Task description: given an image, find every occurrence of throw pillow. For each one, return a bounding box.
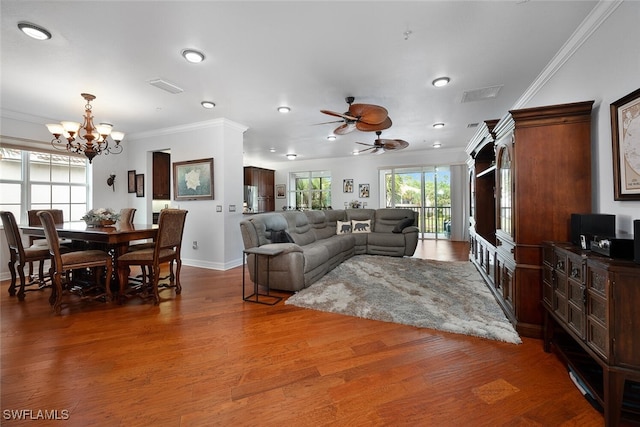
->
[392,217,415,233]
[271,230,294,243]
[336,220,352,235]
[351,219,371,233]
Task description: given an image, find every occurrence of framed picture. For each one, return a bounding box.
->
[135,174,144,198]
[276,184,286,198]
[611,88,640,201]
[127,170,136,193]
[359,183,370,198]
[173,158,214,201]
[343,179,353,193]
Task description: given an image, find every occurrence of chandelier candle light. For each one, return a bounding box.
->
[46,93,124,163]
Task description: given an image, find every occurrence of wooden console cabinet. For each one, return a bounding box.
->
[467,101,594,338]
[542,241,640,426]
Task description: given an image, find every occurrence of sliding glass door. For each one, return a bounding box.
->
[382,166,451,240]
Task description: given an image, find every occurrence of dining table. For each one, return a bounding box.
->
[21,221,158,262]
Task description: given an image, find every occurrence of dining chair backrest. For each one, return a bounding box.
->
[155,209,188,254]
[0,211,24,256]
[28,209,64,226]
[37,211,63,267]
[119,208,136,225]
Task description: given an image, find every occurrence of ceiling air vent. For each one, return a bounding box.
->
[461,85,503,103]
[467,123,479,128]
[148,78,184,94]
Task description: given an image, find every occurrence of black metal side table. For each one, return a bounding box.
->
[242,247,284,305]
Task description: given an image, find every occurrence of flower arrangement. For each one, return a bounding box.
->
[81,208,120,226]
[349,200,362,208]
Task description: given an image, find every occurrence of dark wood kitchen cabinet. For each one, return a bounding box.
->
[152,151,170,199]
[244,166,274,212]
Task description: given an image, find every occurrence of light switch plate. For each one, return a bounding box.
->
[229,205,236,212]
[216,205,222,212]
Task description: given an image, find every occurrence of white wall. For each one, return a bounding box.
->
[522,0,640,235]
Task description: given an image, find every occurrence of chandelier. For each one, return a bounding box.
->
[46,93,124,163]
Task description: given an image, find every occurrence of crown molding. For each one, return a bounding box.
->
[513,0,623,109]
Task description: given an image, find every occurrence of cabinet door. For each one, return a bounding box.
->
[496,142,513,239]
[566,253,586,338]
[585,262,610,361]
[152,152,170,199]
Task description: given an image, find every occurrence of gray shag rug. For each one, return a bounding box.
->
[285,255,521,344]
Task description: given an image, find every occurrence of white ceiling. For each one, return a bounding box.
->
[1,1,599,162]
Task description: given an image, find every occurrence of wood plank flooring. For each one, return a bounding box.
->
[1,240,613,426]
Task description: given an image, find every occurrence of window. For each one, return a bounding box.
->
[288,170,331,210]
[0,147,89,223]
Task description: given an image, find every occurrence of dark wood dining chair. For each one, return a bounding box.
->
[27,209,72,277]
[38,211,114,314]
[117,209,188,304]
[0,211,52,300]
[118,208,136,225]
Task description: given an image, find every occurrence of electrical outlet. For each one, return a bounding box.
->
[192,241,198,250]
[216,205,222,212]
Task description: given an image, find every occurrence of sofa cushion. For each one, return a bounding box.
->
[282,211,316,246]
[305,210,335,241]
[271,230,294,243]
[392,217,415,233]
[336,220,351,235]
[374,208,416,233]
[352,219,371,233]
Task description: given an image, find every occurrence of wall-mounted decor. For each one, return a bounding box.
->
[173,158,214,201]
[276,184,286,198]
[343,179,353,193]
[359,183,370,198]
[611,87,640,200]
[128,170,136,193]
[135,174,144,198]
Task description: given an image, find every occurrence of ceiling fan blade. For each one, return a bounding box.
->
[334,122,357,135]
[348,104,388,125]
[356,117,392,132]
[356,146,376,154]
[321,109,358,121]
[312,119,344,126]
[381,139,409,150]
[355,141,374,146]
[373,147,385,155]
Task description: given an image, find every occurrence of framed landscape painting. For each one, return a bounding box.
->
[173,158,214,201]
[611,88,640,200]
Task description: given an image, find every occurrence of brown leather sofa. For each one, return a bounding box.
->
[239,208,419,292]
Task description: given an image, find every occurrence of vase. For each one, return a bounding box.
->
[85,219,116,227]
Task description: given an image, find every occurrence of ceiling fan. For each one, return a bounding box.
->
[320,96,392,135]
[355,131,409,154]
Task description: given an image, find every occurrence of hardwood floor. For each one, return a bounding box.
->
[1,240,613,426]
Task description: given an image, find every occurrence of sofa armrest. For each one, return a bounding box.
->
[259,242,303,254]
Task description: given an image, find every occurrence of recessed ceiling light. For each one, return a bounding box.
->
[269,148,276,153]
[352,150,360,156]
[433,142,442,148]
[433,123,445,129]
[181,49,205,63]
[201,101,215,109]
[327,135,336,141]
[286,153,297,160]
[278,106,291,113]
[17,22,51,40]
[432,77,450,87]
